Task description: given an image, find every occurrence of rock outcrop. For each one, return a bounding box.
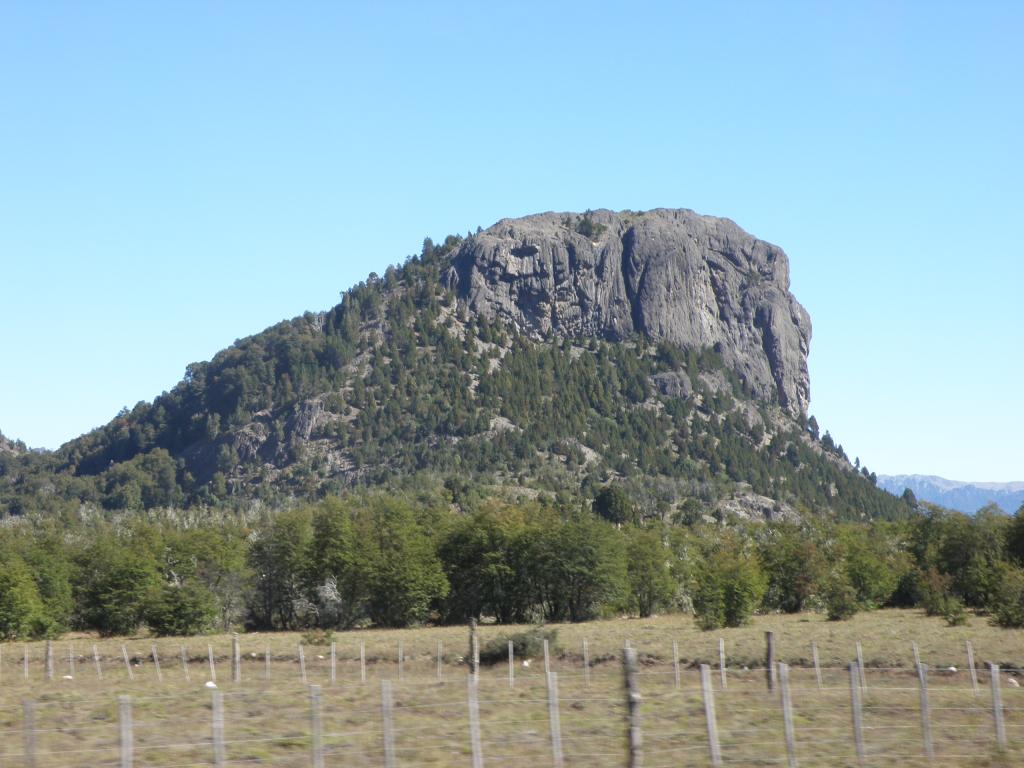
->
[445,209,812,415]
[0,432,26,456]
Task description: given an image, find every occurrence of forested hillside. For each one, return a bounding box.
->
[0,212,904,522]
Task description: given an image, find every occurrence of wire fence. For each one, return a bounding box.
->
[1,640,1022,767]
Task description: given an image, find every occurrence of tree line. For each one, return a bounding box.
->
[3,486,1024,641]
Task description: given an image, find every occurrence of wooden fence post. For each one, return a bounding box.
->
[93,644,103,680]
[398,640,404,683]
[672,640,680,689]
[264,646,270,682]
[765,631,776,692]
[68,643,75,678]
[912,642,921,670]
[849,662,865,766]
[119,695,133,768]
[700,663,721,767]
[779,662,797,768]
[360,641,367,684]
[212,690,225,768]
[966,641,979,696]
[122,646,134,681]
[151,644,162,683]
[547,672,564,768]
[207,644,217,683]
[508,640,514,689]
[298,643,307,684]
[309,684,324,768]
[23,644,29,679]
[180,645,190,682]
[23,698,36,768]
[543,638,551,678]
[916,662,933,761]
[719,637,727,690]
[45,640,54,681]
[467,674,484,768]
[856,642,867,692]
[330,642,337,685]
[988,662,1006,747]
[812,642,822,690]
[468,619,479,679]
[382,680,396,768]
[232,634,241,684]
[583,638,591,687]
[624,648,643,768]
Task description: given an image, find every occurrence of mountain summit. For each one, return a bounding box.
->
[448,209,811,415]
[0,208,901,521]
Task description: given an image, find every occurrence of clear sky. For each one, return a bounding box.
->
[1,2,1021,481]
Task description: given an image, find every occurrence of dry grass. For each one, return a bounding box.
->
[0,609,1022,766]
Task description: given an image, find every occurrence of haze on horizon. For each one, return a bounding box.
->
[1,2,1021,482]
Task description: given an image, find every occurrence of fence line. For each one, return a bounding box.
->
[2,633,1022,766]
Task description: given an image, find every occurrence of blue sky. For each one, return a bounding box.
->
[1,2,1021,481]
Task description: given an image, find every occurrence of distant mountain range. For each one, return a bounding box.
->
[877,474,1024,514]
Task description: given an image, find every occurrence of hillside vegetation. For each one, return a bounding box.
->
[1,233,900,522]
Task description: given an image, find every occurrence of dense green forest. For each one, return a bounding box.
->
[2,484,1024,641]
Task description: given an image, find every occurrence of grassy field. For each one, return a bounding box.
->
[1,609,1022,767]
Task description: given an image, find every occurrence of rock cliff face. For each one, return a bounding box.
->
[446,209,812,415]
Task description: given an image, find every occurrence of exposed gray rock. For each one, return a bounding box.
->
[652,371,693,400]
[0,432,26,455]
[717,490,798,523]
[446,209,811,415]
[287,399,325,443]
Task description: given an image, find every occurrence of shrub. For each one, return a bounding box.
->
[918,567,954,617]
[693,545,766,630]
[990,566,1024,628]
[0,556,49,640]
[301,628,336,646]
[478,627,557,666]
[145,580,217,637]
[943,597,968,627]
[823,572,859,621]
[574,212,607,239]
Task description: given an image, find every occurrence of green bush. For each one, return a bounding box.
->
[0,556,49,640]
[918,567,954,617]
[301,628,336,646]
[478,627,557,666]
[990,567,1024,628]
[823,572,859,621]
[943,597,968,627]
[145,580,217,637]
[574,212,606,239]
[693,544,766,630]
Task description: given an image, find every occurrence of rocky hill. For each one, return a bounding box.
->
[0,209,904,521]
[448,209,811,415]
